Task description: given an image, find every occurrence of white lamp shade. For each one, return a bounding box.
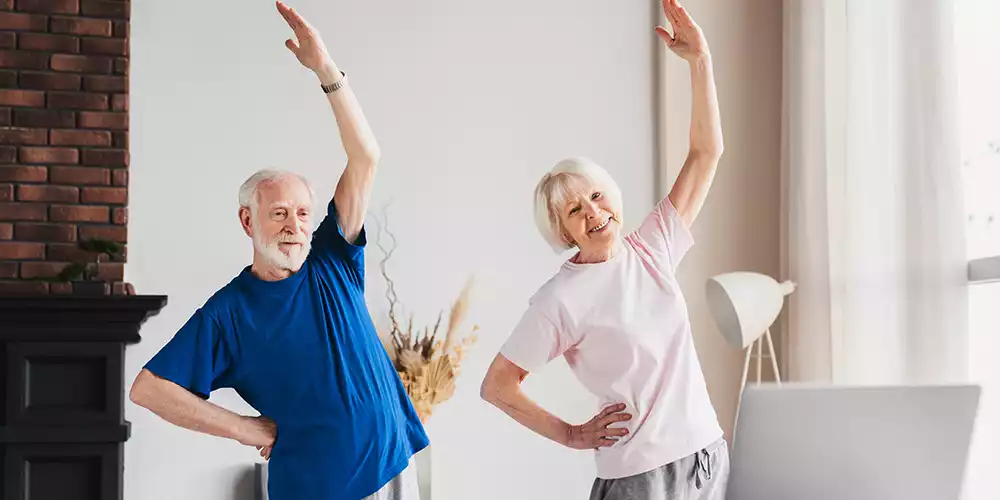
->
[706,272,796,349]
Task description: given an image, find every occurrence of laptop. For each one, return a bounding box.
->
[725,383,981,500]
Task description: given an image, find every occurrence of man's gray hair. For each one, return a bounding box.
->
[238,169,317,215]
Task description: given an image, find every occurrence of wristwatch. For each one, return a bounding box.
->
[321,71,348,94]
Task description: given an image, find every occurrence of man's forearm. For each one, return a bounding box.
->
[316,63,381,165]
[130,371,247,443]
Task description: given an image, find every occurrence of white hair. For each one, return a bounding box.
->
[533,157,623,253]
[238,168,317,216]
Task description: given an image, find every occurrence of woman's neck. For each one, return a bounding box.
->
[573,239,622,264]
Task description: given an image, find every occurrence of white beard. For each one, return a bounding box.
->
[252,225,311,271]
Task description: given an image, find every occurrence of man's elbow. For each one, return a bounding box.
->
[353,147,380,171]
[129,369,157,408]
[366,146,381,166]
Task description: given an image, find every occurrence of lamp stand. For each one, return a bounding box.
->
[732,328,781,445]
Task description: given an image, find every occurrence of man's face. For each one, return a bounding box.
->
[242,176,314,273]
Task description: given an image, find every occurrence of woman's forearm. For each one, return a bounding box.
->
[688,55,723,158]
[483,383,573,447]
[668,54,724,225]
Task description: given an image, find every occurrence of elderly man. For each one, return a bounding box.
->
[128,2,428,499]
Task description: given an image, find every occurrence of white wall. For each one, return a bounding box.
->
[127,1,654,499]
[125,0,783,499]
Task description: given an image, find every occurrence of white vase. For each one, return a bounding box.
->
[415,445,432,499]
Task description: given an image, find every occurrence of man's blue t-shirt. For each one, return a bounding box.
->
[143,197,429,500]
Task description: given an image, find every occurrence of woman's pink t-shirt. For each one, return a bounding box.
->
[500,197,723,479]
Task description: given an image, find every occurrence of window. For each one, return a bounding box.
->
[958,0,1000,264]
[956,2,999,498]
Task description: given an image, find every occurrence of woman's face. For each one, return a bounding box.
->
[557,178,622,255]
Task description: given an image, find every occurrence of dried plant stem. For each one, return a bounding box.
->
[370,204,403,351]
[369,205,481,422]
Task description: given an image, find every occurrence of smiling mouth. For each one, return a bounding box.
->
[589,218,611,233]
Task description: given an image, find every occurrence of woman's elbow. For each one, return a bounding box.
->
[709,142,724,160]
[692,143,724,163]
[480,373,499,405]
[480,355,516,405]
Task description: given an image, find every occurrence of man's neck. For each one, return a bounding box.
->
[250,259,297,281]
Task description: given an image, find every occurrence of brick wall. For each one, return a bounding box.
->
[0,0,129,295]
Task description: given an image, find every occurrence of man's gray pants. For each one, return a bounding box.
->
[364,456,420,500]
[590,438,730,500]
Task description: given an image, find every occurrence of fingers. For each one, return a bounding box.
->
[597,422,630,442]
[663,0,682,28]
[661,0,677,16]
[603,424,630,437]
[596,408,632,429]
[676,4,695,28]
[593,425,626,448]
[589,404,632,447]
[573,404,633,450]
[596,438,617,448]
[655,26,675,46]
[596,402,626,420]
[276,1,295,27]
[276,1,309,32]
[285,38,300,55]
[666,0,695,29]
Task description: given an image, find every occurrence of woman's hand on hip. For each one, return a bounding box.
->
[566,403,632,450]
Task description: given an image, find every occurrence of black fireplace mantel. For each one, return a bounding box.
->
[0,295,168,500]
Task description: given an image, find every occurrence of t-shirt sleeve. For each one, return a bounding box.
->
[310,197,367,286]
[634,196,695,272]
[499,304,574,374]
[142,309,233,400]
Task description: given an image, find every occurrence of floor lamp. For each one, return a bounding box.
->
[706,272,796,440]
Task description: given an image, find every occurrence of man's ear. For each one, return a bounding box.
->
[239,207,254,237]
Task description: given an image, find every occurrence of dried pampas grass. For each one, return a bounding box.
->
[371,208,481,422]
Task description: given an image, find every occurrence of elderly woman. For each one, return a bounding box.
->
[480,1,726,499]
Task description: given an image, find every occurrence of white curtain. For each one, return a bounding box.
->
[780,0,969,385]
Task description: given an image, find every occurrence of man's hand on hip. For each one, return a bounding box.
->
[238,415,278,460]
